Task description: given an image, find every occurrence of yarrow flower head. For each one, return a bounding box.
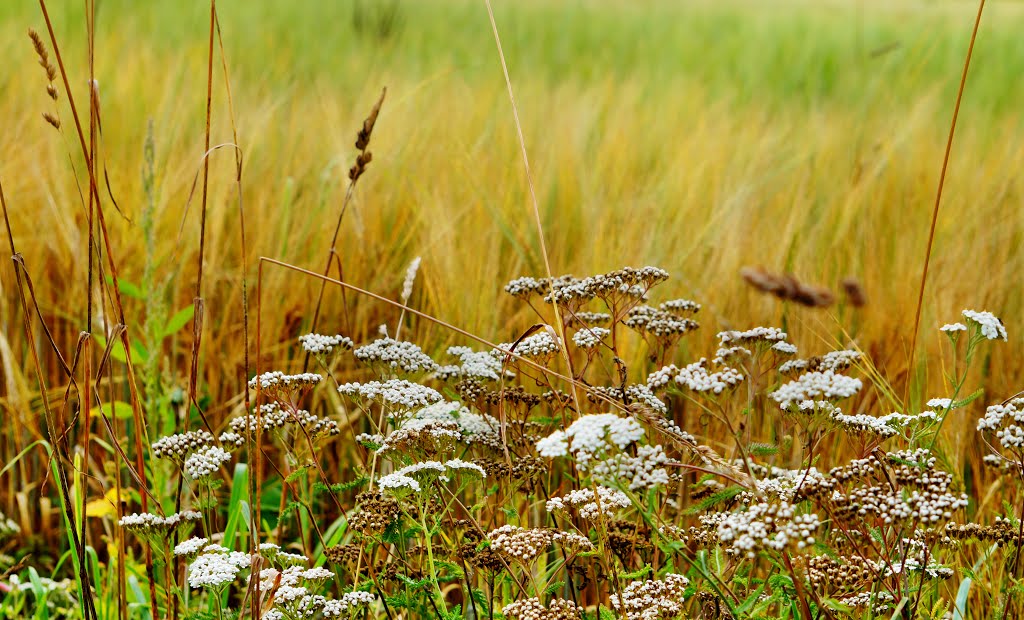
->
[771,370,862,410]
[536,413,644,469]
[493,331,561,361]
[299,333,354,356]
[354,337,438,374]
[152,430,214,461]
[962,309,1007,341]
[546,485,631,519]
[184,445,232,480]
[338,379,443,414]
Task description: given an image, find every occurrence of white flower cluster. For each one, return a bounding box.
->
[545,267,668,306]
[611,573,690,620]
[749,467,826,502]
[184,445,232,480]
[714,346,751,364]
[716,501,819,558]
[487,525,593,562]
[647,360,744,395]
[770,370,862,409]
[771,341,798,355]
[660,298,701,314]
[152,430,214,460]
[445,345,505,380]
[377,459,486,496]
[502,597,582,620]
[977,397,1024,452]
[535,414,645,469]
[962,309,1007,341]
[119,510,202,535]
[504,276,550,299]
[546,485,631,519]
[624,305,698,338]
[718,326,787,345]
[299,333,354,355]
[818,349,862,371]
[338,379,443,413]
[572,326,610,349]
[248,371,322,391]
[927,398,953,410]
[940,322,967,333]
[354,337,438,373]
[493,331,561,360]
[408,400,501,447]
[590,445,672,491]
[173,536,209,557]
[840,592,894,614]
[187,548,251,590]
[322,592,377,617]
[228,404,290,435]
[249,562,367,619]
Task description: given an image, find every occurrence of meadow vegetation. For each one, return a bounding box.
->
[2,0,1024,618]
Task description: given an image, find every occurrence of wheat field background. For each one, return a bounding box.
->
[2,0,1024,528]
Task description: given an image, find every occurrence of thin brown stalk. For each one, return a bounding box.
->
[482,0,583,420]
[189,0,217,408]
[907,0,986,404]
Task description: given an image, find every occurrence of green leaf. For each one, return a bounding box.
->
[162,305,196,339]
[686,486,744,515]
[952,388,985,410]
[89,401,134,420]
[106,275,145,300]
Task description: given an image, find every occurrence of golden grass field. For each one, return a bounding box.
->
[3,1,1022,420]
[2,0,1024,615]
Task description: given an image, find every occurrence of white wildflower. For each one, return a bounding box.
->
[962,309,1007,341]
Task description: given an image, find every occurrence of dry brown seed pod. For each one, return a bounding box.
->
[740,266,835,308]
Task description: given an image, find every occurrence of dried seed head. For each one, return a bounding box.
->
[42,112,60,129]
[740,266,835,308]
[841,276,867,307]
[355,87,386,151]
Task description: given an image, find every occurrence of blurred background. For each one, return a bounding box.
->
[1,0,1022,460]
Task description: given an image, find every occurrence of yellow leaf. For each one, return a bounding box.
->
[85,488,123,518]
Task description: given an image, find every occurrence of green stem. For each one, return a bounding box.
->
[420,497,447,613]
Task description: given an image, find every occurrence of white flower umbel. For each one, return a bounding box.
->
[493,331,561,360]
[299,333,354,355]
[184,445,232,480]
[772,341,798,355]
[187,550,250,590]
[977,397,1024,454]
[536,430,569,457]
[536,413,644,469]
[444,458,487,478]
[173,536,209,558]
[927,398,953,410]
[322,591,377,617]
[718,326,787,345]
[377,473,422,495]
[940,323,967,333]
[962,309,1007,341]
[445,345,505,381]
[338,379,443,413]
[546,485,631,519]
[648,360,744,395]
[771,370,862,410]
[354,338,438,374]
[572,326,610,349]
